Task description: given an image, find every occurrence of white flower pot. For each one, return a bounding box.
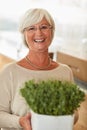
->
[31,110,74,130]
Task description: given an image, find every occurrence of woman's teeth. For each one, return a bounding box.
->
[34,39,45,43]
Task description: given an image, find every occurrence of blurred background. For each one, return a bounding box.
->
[0,1,87,129]
[0,0,87,60]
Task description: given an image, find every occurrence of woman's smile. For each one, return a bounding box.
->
[34,38,45,43]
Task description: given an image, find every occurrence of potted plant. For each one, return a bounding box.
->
[20,79,85,130]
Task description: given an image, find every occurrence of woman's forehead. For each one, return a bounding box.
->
[30,18,49,26]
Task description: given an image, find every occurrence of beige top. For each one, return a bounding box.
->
[0,62,73,130]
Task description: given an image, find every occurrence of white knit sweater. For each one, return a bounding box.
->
[0,62,74,130]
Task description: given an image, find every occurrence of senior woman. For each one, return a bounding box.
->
[0,8,75,130]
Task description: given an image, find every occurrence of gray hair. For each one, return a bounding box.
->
[19,8,55,47]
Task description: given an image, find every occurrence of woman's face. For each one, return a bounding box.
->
[24,18,52,52]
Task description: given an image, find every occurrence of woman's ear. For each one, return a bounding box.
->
[23,31,29,48]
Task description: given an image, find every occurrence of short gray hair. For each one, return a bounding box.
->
[19,8,55,47]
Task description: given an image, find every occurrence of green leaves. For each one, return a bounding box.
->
[20,80,85,115]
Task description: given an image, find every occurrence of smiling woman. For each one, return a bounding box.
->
[0,8,77,130]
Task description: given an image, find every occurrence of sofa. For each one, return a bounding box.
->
[0,53,15,70]
[57,51,87,82]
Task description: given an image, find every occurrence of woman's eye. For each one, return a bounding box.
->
[41,25,48,30]
[28,27,35,31]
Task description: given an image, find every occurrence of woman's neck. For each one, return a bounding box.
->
[27,50,50,65]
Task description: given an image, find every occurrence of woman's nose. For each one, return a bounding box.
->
[35,27,43,35]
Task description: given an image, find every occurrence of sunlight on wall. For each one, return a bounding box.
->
[0,0,87,29]
[0,0,87,22]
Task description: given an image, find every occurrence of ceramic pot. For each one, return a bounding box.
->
[31,110,74,130]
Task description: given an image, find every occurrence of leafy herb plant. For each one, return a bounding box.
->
[20,79,85,115]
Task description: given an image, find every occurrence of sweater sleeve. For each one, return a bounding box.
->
[0,112,21,128]
[0,67,22,129]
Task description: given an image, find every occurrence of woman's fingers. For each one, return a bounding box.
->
[19,113,32,130]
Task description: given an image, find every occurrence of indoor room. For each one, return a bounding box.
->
[0,0,87,130]
[0,0,87,87]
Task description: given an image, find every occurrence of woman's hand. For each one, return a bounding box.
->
[19,113,32,130]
